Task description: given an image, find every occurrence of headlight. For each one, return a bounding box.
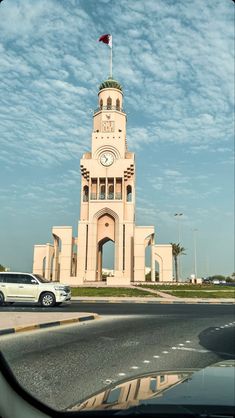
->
[54,286,67,291]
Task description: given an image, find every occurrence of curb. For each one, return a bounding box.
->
[0,313,99,337]
[72,298,235,305]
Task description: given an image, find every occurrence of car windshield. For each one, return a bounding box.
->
[33,275,50,283]
[0,0,234,417]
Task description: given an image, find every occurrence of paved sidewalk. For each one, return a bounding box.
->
[72,296,235,304]
[130,285,179,300]
[0,312,99,336]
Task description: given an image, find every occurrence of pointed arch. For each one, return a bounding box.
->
[116,98,120,111]
[93,207,119,222]
[107,96,112,109]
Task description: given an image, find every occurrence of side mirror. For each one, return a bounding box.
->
[31,279,38,284]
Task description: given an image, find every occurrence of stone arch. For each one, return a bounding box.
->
[93,208,119,281]
[93,207,119,222]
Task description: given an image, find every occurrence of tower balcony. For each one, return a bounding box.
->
[94,105,125,115]
[90,192,122,201]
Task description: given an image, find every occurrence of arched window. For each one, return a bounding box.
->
[100,99,103,110]
[107,96,112,110]
[83,185,89,202]
[126,185,132,202]
[116,98,120,111]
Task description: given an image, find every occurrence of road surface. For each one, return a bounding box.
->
[0,303,234,410]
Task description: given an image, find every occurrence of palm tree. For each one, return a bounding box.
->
[170,243,186,282]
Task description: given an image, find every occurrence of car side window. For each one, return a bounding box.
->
[4,274,21,284]
[19,275,34,284]
[0,274,6,283]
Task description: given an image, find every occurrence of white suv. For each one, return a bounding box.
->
[0,272,71,307]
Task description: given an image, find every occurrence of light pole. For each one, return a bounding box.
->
[174,213,183,281]
[193,228,198,279]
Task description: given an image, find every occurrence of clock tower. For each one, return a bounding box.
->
[33,77,173,285]
[77,77,136,283]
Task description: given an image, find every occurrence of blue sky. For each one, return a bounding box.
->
[0,0,234,278]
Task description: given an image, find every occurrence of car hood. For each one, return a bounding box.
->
[67,360,235,413]
[42,282,69,288]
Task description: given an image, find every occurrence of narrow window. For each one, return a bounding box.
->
[83,185,89,202]
[108,178,114,199]
[116,98,120,111]
[107,96,112,110]
[115,178,122,199]
[91,179,97,200]
[99,178,106,199]
[126,185,132,202]
[100,99,103,109]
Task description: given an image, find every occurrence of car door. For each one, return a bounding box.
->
[4,274,23,300]
[5,274,39,301]
[15,274,40,301]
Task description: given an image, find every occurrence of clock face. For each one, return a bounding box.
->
[100,152,114,167]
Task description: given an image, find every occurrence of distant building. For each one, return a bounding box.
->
[33,77,172,285]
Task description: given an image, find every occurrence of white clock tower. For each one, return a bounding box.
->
[33,77,173,285]
[77,78,136,283]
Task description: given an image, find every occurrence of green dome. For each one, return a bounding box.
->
[99,77,122,91]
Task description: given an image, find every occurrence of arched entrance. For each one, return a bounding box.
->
[96,213,116,281]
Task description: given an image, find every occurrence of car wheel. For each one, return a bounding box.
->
[0,292,4,306]
[40,292,55,308]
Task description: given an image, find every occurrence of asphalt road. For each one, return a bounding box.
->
[0,303,234,411]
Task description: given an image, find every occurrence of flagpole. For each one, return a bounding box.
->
[110,45,113,78]
[110,45,112,78]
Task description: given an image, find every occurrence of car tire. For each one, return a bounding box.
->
[0,292,4,306]
[40,292,56,308]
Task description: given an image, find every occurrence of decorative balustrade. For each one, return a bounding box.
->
[94,105,124,114]
[89,192,122,201]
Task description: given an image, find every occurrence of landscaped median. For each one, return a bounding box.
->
[138,284,235,299]
[71,287,156,297]
[0,312,99,337]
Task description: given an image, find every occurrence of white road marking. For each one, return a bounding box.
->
[215,328,220,330]
[171,347,177,350]
[176,347,209,353]
[185,340,191,343]
[178,343,184,346]
[118,373,126,377]
[153,355,160,358]
[104,379,113,384]
[162,351,169,354]
[130,366,139,369]
[143,360,150,363]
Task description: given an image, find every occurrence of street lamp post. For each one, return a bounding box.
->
[174,213,183,281]
[193,228,198,279]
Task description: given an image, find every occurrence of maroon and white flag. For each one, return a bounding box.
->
[98,34,112,48]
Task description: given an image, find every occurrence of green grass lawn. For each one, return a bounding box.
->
[163,290,235,298]
[71,287,156,297]
[139,284,234,291]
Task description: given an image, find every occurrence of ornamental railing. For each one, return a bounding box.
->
[94,105,125,114]
[90,192,122,201]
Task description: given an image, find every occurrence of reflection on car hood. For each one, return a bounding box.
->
[42,282,69,287]
[67,360,235,412]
